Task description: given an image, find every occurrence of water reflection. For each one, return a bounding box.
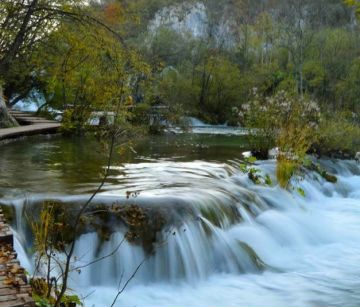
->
[0,134,248,196]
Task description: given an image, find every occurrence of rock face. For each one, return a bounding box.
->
[0,85,18,128]
[149,2,208,38]
[148,2,235,47]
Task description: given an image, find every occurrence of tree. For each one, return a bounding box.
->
[0,0,127,102]
[145,26,192,67]
[253,12,276,66]
[0,0,120,79]
[344,0,360,15]
[0,0,90,126]
[1,2,151,303]
[28,36,150,303]
[228,0,259,68]
[277,0,315,96]
[336,57,360,112]
[0,84,19,128]
[302,60,327,97]
[200,55,243,123]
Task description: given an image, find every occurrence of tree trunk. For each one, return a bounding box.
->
[0,85,18,128]
[0,0,39,77]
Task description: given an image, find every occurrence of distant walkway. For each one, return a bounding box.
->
[0,110,60,141]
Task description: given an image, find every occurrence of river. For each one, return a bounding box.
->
[1,134,359,307]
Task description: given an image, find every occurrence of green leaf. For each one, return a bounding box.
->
[248,156,257,163]
[239,164,248,173]
[297,187,306,197]
[62,294,83,306]
[265,174,272,186]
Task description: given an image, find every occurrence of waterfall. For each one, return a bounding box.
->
[176,116,247,135]
[3,159,360,306]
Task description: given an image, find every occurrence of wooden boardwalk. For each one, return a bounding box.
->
[0,110,58,305]
[0,110,61,141]
[0,210,34,306]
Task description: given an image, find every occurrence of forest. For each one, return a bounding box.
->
[1,0,359,154]
[0,0,360,306]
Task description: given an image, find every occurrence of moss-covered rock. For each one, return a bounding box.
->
[307,162,338,184]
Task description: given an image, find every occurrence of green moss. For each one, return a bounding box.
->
[322,172,337,183]
[306,162,338,184]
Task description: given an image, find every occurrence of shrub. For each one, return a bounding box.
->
[315,112,360,156]
[239,90,321,188]
[239,89,320,159]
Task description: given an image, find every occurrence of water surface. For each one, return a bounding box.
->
[1,134,360,307]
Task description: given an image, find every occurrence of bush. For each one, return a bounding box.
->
[315,112,360,157]
[239,90,321,188]
[239,89,321,159]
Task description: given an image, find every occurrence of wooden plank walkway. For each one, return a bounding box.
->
[0,210,34,306]
[0,110,57,305]
[0,110,61,141]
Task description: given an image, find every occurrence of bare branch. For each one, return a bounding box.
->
[111,258,146,307]
[72,235,126,271]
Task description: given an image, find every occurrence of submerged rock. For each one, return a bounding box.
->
[307,162,338,183]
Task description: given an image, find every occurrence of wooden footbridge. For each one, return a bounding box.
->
[0,110,61,141]
[0,209,34,306]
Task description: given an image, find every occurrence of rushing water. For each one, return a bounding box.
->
[1,134,360,307]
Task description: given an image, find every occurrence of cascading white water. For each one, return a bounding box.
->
[168,117,248,135]
[7,159,360,306]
